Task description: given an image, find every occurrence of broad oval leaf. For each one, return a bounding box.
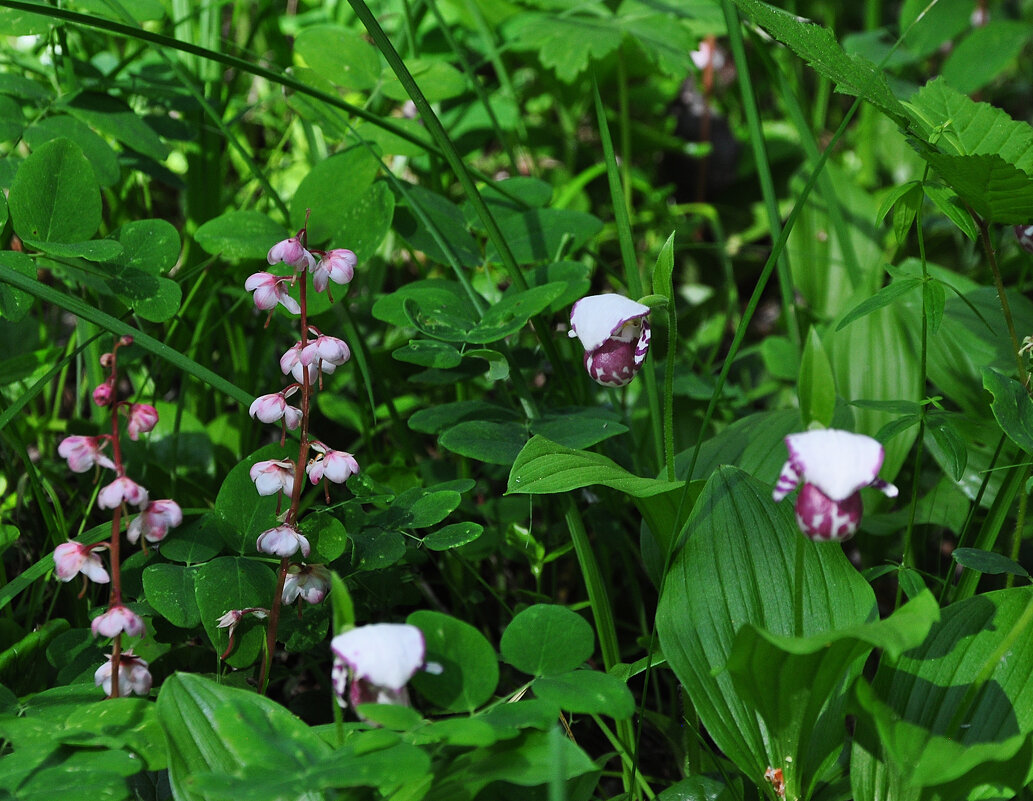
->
[9,138,101,243]
[501,604,594,676]
[408,610,499,713]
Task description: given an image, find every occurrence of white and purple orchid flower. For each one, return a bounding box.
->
[773,429,898,542]
[330,623,442,714]
[568,294,651,387]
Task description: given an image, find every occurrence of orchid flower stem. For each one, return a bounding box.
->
[978,216,1028,387]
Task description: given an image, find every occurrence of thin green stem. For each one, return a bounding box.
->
[977,216,1028,387]
[1007,488,1028,590]
[722,0,800,347]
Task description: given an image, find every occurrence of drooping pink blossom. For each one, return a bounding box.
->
[249,391,301,429]
[312,249,357,293]
[248,459,296,497]
[95,651,152,697]
[97,476,149,510]
[300,334,351,370]
[126,403,159,441]
[267,236,316,271]
[93,381,114,407]
[256,524,310,558]
[53,541,110,584]
[91,604,146,639]
[282,564,331,605]
[127,500,183,545]
[58,435,115,473]
[245,272,302,315]
[307,442,359,485]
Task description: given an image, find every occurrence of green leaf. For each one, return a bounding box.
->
[916,150,1033,223]
[195,211,287,261]
[439,420,526,465]
[290,147,381,243]
[529,408,629,449]
[381,58,466,102]
[851,588,1033,800]
[927,414,967,481]
[423,522,483,551]
[798,326,836,428]
[157,673,333,801]
[331,180,395,262]
[656,467,877,801]
[393,339,463,369]
[467,283,566,343]
[508,435,684,497]
[899,0,970,57]
[212,445,288,554]
[731,0,908,124]
[58,697,166,771]
[505,11,623,83]
[408,610,499,713]
[835,277,922,331]
[159,514,223,565]
[300,513,349,563]
[942,21,1032,95]
[394,184,480,268]
[0,250,36,322]
[501,604,594,676]
[372,279,478,330]
[951,547,1030,579]
[726,591,940,800]
[142,563,201,629]
[9,137,101,243]
[652,231,676,296]
[484,209,603,264]
[407,400,518,435]
[65,92,169,163]
[923,182,978,240]
[924,278,946,335]
[982,367,1033,453]
[24,115,120,187]
[294,24,381,90]
[533,670,634,718]
[194,557,277,669]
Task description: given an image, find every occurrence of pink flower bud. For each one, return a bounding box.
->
[93,381,114,407]
[91,604,146,639]
[53,542,110,584]
[58,435,115,473]
[97,476,149,510]
[312,249,357,292]
[127,500,183,544]
[127,404,159,441]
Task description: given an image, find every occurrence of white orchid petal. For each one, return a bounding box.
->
[785,429,885,501]
[331,623,427,690]
[569,295,650,354]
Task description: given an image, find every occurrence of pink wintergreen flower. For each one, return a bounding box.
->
[126,403,159,441]
[95,651,152,697]
[249,391,302,430]
[245,272,302,315]
[330,623,443,712]
[280,342,318,385]
[127,500,183,545]
[93,381,114,407]
[307,442,359,485]
[300,334,351,370]
[256,524,310,558]
[267,236,316,272]
[568,294,652,387]
[91,604,146,639]
[312,249,357,293]
[97,476,149,510]
[53,542,110,584]
[249,459,296,497]
[282,564,331,605]
[57,435,115,473]
[773,429,899,542]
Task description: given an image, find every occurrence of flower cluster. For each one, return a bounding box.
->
[569,294,652,387]
[53,336,182,698]
[773,428,898,542]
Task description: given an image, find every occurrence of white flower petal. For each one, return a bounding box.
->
[569,294,651,354]
[785,429,885,501]
[331,623,426,691]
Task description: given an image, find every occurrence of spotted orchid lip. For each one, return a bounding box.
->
[569,294,651,354]
[784,429,888,501]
